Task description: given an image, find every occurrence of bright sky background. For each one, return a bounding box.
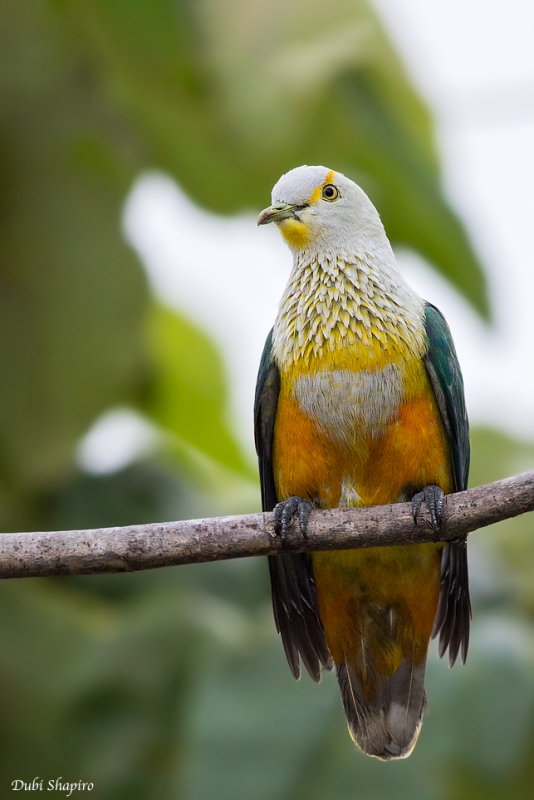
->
[81,0,534,473]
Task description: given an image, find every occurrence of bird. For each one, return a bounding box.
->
[254,165,471,760]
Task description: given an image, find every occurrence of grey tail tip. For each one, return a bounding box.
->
[348,719,423,761]
[337,660,427,761]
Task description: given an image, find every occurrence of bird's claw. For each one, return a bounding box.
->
[412,485,445,531]
[273,496,313,542]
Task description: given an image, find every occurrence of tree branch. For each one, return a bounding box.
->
[0,471,533,580]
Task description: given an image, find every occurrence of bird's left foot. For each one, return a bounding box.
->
[412,485,445,530]
[273,496,313,542]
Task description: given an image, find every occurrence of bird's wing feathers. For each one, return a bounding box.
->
[423,303,471,665]
[423,304,470,491]
[254,329,331,681]
[254,328,279,511]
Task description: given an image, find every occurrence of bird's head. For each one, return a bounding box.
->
[257,165,387,257]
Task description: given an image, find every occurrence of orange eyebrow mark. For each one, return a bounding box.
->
[310,169,335,203]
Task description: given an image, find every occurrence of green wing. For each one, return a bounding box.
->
[423,302,471,665]
[423,303,470,492]
[254,329,330,682]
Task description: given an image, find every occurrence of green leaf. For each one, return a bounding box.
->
[142,303,250,475]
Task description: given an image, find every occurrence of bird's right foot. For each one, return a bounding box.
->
[412,484,445,531]
[273,496,313,542]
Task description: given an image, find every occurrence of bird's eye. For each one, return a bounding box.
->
[321,184,339,201]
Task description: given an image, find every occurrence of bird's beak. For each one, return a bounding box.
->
[257,202,303,226]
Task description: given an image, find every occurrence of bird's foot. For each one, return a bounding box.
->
[273,496,313,542]
[412,485,445,531]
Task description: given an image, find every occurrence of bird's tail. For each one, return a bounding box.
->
[334,605,429,760]
[313,545,440,759]
[336,655,427,759]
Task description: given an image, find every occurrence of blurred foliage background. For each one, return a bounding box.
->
[1,1,533,798]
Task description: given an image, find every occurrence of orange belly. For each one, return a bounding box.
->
[272,365,453,673]
[272,374,453,507]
